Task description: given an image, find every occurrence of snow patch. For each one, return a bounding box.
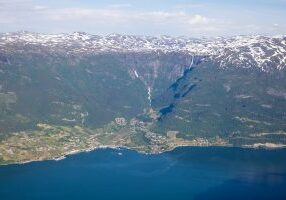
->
[0,32,286,71]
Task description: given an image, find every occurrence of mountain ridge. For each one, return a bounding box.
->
[1,32,286,72]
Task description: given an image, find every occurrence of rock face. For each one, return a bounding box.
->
[0,32,285,147]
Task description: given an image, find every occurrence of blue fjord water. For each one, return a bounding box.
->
[0,147,286,200]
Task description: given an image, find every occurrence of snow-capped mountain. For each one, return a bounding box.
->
[0,32,286,71]
[0,31,286,152]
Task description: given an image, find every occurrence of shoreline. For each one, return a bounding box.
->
[1,143,286,167]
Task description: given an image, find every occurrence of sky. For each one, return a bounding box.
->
[0,0,286,37]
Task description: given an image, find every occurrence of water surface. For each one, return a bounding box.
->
[0,147,286,200]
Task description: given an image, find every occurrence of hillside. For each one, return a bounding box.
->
[0,32,285,164]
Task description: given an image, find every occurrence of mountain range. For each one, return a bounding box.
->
[0,32,285,164]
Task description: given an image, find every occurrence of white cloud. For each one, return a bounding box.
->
[1,0,285,36]
[29,8,220,36]
[173,3,205,10]
[40,8,214,27]
[189,15,210,25]
[33,5,47,11]
[108,4,132,9]
[0,4,226,36]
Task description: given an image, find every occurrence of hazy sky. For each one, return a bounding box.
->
[0,0,286,37]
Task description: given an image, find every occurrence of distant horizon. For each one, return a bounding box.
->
[1,0,286,37]
[1,30,286,39]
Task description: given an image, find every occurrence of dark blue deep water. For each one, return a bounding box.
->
[1,147,286,200]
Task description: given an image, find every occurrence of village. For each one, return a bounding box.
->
[0,116,228,165]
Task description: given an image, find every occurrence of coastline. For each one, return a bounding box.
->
[1,142,285,167]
